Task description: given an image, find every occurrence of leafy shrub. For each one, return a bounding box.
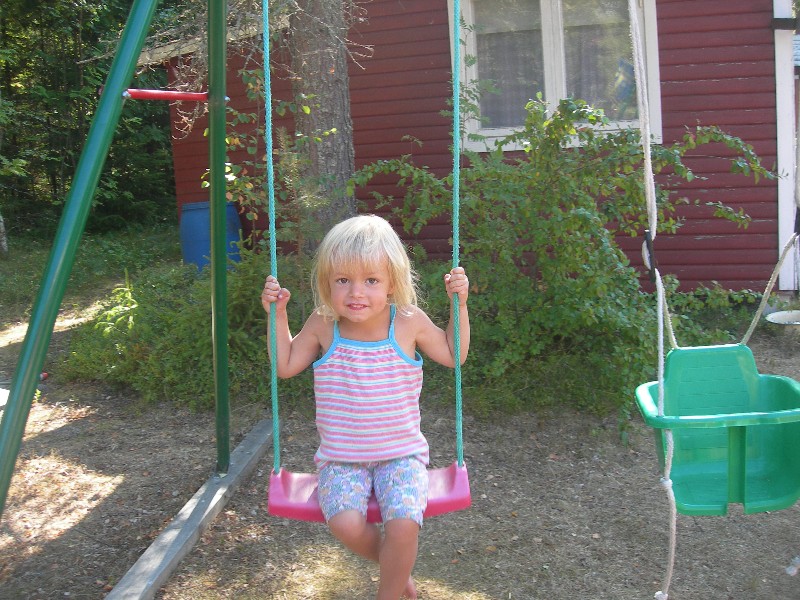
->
[61,97,773,417]
[663,280,762,346]
[59,233,764,416]
[61,247,315,411]
[351,97,773,414]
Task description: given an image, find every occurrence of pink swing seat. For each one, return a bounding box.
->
[268,461,471,523]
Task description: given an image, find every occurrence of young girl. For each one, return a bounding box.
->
[261,214,470,600]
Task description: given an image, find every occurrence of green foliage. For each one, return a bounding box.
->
[61,247,313,411]
[57,235,764,416]
[62,262,210,406]
[0,0,176,237]
[665,280,762,346]
[0,224,181,328]
[88,70,177,232]
[352,96,774,415]
[57,95,774,418]
[210,68,339,251]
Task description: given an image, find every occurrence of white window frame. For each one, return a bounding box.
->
[774,0,796,290]
[448,0,663,152]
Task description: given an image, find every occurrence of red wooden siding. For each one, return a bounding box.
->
[168,0,781,290]
[348,0,454,220]
[169,0,453,238]
[167,55,295,222]
[646,0,779,290]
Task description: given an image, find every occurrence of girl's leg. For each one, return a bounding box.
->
[327,509,381,562]
[373,458,428,599]
[327,512,418,599]
[319,463,378,558]
[320,460,425,599]
[378,518,419,600]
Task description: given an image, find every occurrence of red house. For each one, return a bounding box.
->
[164,0,797,292]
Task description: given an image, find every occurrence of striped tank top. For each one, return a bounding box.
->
[313,305,429,466]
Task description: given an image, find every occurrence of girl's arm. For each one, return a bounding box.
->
[414,267,470,368]
[261,276,323,378]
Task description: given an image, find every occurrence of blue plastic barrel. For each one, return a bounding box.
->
[179,201,241,270]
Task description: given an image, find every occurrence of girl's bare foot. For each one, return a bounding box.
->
[402,576,417,599]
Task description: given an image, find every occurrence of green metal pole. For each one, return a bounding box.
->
[0,0,160,520]
[208,0,230,475]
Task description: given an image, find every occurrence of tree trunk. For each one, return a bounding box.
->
[288,0,357,233]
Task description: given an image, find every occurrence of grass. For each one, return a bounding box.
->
[0,224,183,329]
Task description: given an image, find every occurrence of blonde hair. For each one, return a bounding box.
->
[312,215,418,319]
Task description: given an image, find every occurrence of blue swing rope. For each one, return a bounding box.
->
[451,0,464,467]
[262,1,279,473]
[264,0,465,472]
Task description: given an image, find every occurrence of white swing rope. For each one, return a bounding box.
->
[741,231,799,346]
[627,1,677,597]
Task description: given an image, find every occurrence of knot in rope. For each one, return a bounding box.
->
[654,592,669,600]
[659,477,673,491]
[642,230,657,283]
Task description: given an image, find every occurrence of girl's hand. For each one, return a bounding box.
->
[444,267,469,306]
[261,275,291,312]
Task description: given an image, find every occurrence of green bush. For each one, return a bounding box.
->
[61,247,315,411]
[61,97,773,417]
[59,236,763,416]
[662,279,762,346]
[352,97,773,415]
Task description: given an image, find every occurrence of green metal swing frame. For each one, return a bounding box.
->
[0,0,232,520]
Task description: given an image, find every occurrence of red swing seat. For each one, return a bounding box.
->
[268,461,471,522]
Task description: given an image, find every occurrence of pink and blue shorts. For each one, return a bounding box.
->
[317,456,429,526]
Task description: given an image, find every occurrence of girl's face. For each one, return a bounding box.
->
[328,260,394,325]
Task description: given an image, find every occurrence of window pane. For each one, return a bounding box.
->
[474,0,544,128]
[563,0,637,120]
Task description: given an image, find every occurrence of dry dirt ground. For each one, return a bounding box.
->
[2,318,800,600]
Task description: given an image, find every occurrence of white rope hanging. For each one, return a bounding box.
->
[741,232,799,346]
[627,1,677,597]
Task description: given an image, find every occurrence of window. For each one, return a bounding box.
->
[450,0,662,150]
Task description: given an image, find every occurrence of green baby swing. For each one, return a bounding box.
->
[261,0,471,523]
[627,1,800,597]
